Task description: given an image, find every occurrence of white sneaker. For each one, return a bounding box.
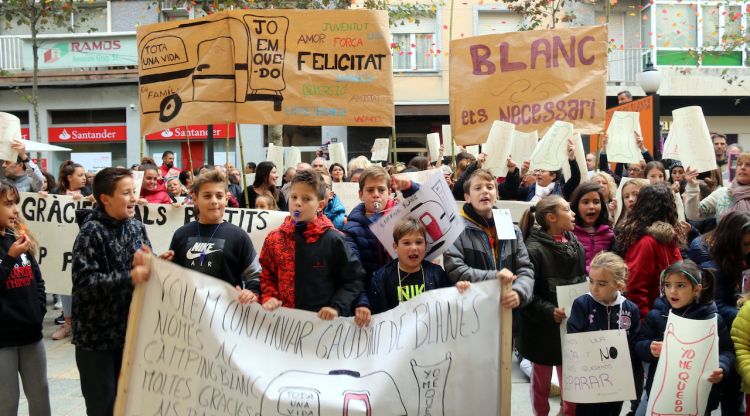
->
[53,300,62,309]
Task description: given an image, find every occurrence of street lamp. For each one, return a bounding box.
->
[640,60,662,158]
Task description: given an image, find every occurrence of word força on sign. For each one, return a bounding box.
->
[469,35,597,75]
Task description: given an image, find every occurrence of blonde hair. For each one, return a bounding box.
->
[348,155,371,173]
[254,192,278,210]
[590,172,617,202]
[590,251,628,286]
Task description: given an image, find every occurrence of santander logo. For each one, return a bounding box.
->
[58,129,71,141]
[160,129,174,138]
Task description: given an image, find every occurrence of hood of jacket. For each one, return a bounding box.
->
[278,213,334,243]
[646,221,677,245]
[652,296,718,320]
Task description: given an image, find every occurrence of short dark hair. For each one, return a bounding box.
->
[138,163,159,174]
[455,152,476,165]
[291,169,326,200]
[162,150,174,159]
[93,168,132,204]
[617,90,632,99]
[393,217,426,243]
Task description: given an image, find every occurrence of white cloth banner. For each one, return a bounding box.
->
[606,111,642,164]
[116,260,502,416]
[267,144,285,186]
[441,125,454,156]
[562,329,636,403]
[285,147,302,171]
[662,106,718,174]
[371,172,464,261]
[332,182,361,215]
[0,112,20,163]
[329,142,347,171]
[509,130,538,167]
[563,133,587,183]
[371,138,390,161]
[529,120,574,171]
[556,282,589,338]
[427,133,441,162]
[19,193,287,295]
[483,121,515,178]
[646,311,718,416]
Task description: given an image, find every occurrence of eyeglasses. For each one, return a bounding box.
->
[628,167,643,173]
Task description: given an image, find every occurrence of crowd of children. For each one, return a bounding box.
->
[2,131,750,416]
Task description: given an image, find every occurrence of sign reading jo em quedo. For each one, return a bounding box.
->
[449,25,608,145]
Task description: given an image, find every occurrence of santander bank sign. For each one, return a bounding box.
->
[48,125,127,143]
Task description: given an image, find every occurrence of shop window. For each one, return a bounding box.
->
[162,6,194,22]
[50,109,126,125]
[475,9,523,35]
[391,17,439,72]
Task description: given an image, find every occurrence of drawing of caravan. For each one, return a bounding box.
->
[138,14,289,122]
[260,369,407,416]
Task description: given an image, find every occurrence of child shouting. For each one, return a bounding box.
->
[260,170,365,320]
[369,217,469,313]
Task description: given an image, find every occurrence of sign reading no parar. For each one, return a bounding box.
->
[449,26,608,145]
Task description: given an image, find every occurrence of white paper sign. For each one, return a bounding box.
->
[371,172,464,260]
[284,147,301,171]
[509,130,539,166]
[399,170,433,185]
[606,112,642,164]
[132,171,145,200]
[72,152,112,173]
[556,281,589,338]
[427,132,441,162]
[244,173,256,188]
[562,329,636,403]
[529,120,574,171]
[0,112,20,163]
[267,143,284,186]
[442,125,454,156]
[332,182,361,215]
[19,193,287,295]
[371,138,390,161]
[484,121,515,178]
[562,132,587,183]
[662,106,718,174]
[646,312,719,416]
[329,142,347,171]
[465,145,480,157]
[492,209,516,240]
[117,261,502,416]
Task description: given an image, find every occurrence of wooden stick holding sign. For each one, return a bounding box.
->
[500,278,512,416]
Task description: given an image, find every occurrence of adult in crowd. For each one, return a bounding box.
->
[585,153,596,179]
[279,167,297,206]
[228,167,243,203]
[329,163,346,183]
[245,162,256,174]
[2,140,44,192]
[685,152,750,222]
[243,161,287,211]
[159,151,178,178]
[617,90,633,105]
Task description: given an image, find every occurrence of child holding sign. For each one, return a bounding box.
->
[261,170,365,321]
[518,194,587,416]
[635,260,734,416]
[567,252,640,415]
[0,183,50,416]
[368,217,469,313]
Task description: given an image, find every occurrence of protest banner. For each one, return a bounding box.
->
[427,133,441,162]
[483,121,515,178]
[605,112,642,164]
[646,311,718,416]
[441,125,454,156]
[556,281,589,338]
[0,112,20,163]
[115,259,506,416]
[132,171,145,200]
[266,143,284,186]
[371,138,390,161]
[18,192,287,295]
[332,181,361,214]
[137,10,394,136]
[371,172,464,260]
[563,132,587,183]
[328,142,347,171]
[591,95,654,156]
[449,25,607,145]
[508,130,538,167]
[562,329,636,403]
[662,106,718,173]
[529,120,574,171]
[285,147,301,171]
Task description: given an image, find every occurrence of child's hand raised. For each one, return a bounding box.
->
[8,234,31,258]
[553,307,566,324]
[318,306,338,320]
[354,306,371,327]
[456,281,471,293]
[707,368,724,384]
[390,175,412,192]
[235,287,258,305]
[650,341,663,358]
[262,297,282,311]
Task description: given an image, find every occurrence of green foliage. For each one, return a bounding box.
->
[0,0,82,32]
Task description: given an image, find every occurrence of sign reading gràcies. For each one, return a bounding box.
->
[449,25,608,145]
[137,10,394,136]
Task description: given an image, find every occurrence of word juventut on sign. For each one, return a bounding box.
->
[449,25,607,145]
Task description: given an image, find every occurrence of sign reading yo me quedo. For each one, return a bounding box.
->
[137,10,394,136]
[449,25,607,145]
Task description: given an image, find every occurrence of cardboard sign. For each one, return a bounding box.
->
[0,112,20,163]
[556,281,589,338]
[606,112,642,164]
[328,142,347,171]
[371,172,464,260]
[483,121,515,178]
[284,146,301,171]
[529,120,573,171]
[137,10,394,136]
[19,193,287,295]
[509,129,538,166]
[562,329,636,403]
[371,138,390,161]
[427,132,441,162]
[442,125,454,156]
[449,25,607,145]
[646,312,719,416]
[662,106,718,173]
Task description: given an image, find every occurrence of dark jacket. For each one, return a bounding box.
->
[0,232,46,348]
[72,207,151,350]
[635,297,735,410]
[260,214,364,316]
[506,159,581,202]
[701,260,739,326]
[598,149,654,184]
[517,229,586,366]
[369,259,452,314]
[342,182,419,309]
[443,208,534,307]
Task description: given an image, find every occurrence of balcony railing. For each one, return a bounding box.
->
[0,36,23,71]
[608,48,644,85]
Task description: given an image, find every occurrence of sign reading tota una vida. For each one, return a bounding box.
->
[144,124,236,141]
[48,126,127,143]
